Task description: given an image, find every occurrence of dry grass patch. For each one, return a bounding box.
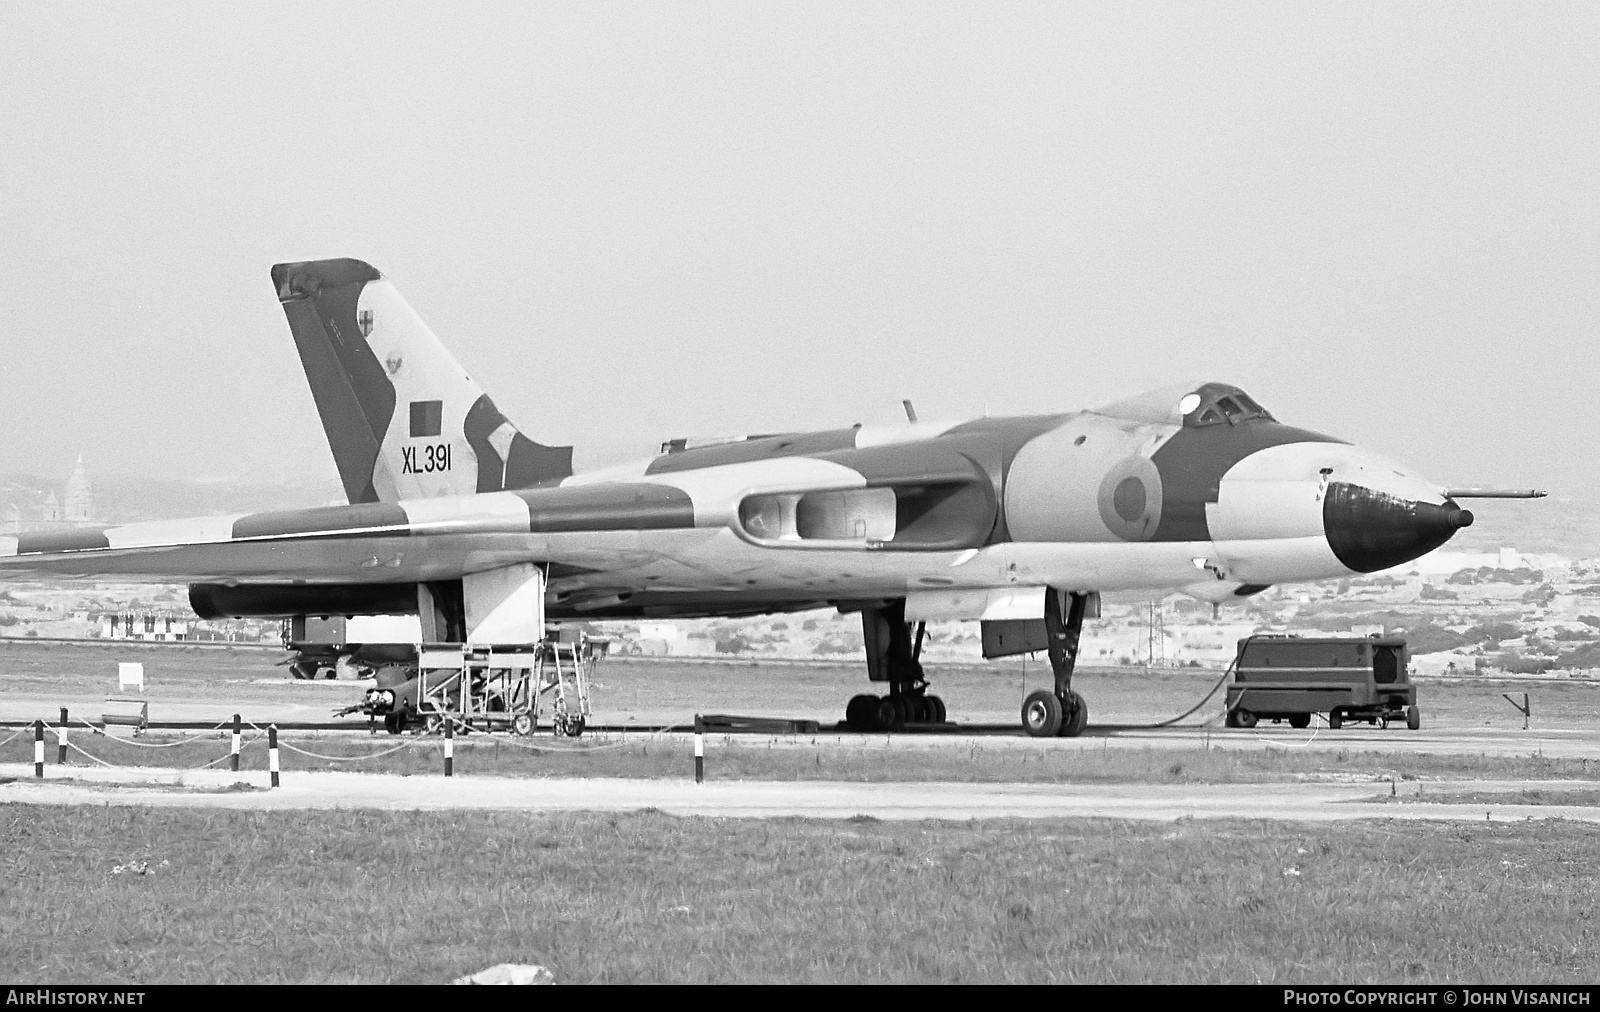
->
[1368,788,1600,807]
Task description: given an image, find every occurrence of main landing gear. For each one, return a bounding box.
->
[1021,590,1090,737]
[844,600,947,733]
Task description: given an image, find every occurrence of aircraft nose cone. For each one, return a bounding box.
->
[1323,482,1473,573]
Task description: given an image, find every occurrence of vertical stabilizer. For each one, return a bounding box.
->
[271,258,572,504]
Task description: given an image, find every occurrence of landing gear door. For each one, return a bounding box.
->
[981,619,1048,659]
[980,591,1097,659]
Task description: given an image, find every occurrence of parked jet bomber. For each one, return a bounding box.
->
[0,259,1542,736]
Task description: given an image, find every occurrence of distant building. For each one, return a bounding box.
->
[637,621,680,655]
[61,455,94,523]
[1401,549,1569,577]
[2,455,96,533]
[101,611,189,642]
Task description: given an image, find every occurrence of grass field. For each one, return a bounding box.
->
[5,728,1599,785]
[2,807,1595,984]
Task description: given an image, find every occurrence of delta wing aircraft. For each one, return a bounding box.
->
[0,259,1543,736]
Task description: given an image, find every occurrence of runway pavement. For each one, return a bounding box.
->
[3,764,1598,823]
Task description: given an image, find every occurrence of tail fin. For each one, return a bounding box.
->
[271,258,572,504]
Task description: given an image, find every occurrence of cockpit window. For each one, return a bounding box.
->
[1182,384,1274,428]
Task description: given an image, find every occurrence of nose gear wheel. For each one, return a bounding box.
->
[1023,590,1093,738]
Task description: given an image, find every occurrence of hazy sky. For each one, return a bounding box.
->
[1,3,1595,503]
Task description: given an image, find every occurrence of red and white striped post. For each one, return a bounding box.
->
[33,720,44,779]
[444,719,454,777]
[57,708,68,765]
[230,714,241,772]
[693,714,704,784]
[268,724,280,788]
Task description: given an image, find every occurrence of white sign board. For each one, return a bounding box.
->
[118,662,144,692]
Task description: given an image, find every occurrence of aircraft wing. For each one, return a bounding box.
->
[0,482,698,584]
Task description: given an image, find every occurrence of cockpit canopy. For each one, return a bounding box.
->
[1093,381,1275,428]
[1179,382,1274,428]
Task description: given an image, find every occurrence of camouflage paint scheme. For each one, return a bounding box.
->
[0,259,1475,621]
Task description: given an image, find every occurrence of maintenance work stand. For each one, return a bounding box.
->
[338,627,604,738]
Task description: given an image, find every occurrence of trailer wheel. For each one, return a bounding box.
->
[1328,711,1342,730]
[1406,705,1421,731]
[1234,708,1257,729]
[1288,713,1310,729]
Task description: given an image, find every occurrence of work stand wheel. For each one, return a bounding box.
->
[554,713,585,738]
[511,713,534,737]
[1022,690,1063,737]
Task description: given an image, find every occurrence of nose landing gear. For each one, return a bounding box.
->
[1022,590,1091,737]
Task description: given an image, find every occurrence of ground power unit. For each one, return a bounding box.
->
[1225,634,1420,731]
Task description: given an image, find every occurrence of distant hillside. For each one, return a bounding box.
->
[90,474,347,522]
[1447,496,1600,558]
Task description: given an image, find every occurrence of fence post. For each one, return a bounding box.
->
[230,713,241,772]
[693,714,704,784]
[57,708,68,765]
[268,725,280,788]
[444,718,454,777]
[34,720,44,779]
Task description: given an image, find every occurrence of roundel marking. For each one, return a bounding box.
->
[1097,457,1163,541]
[1112,477,1146,522]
